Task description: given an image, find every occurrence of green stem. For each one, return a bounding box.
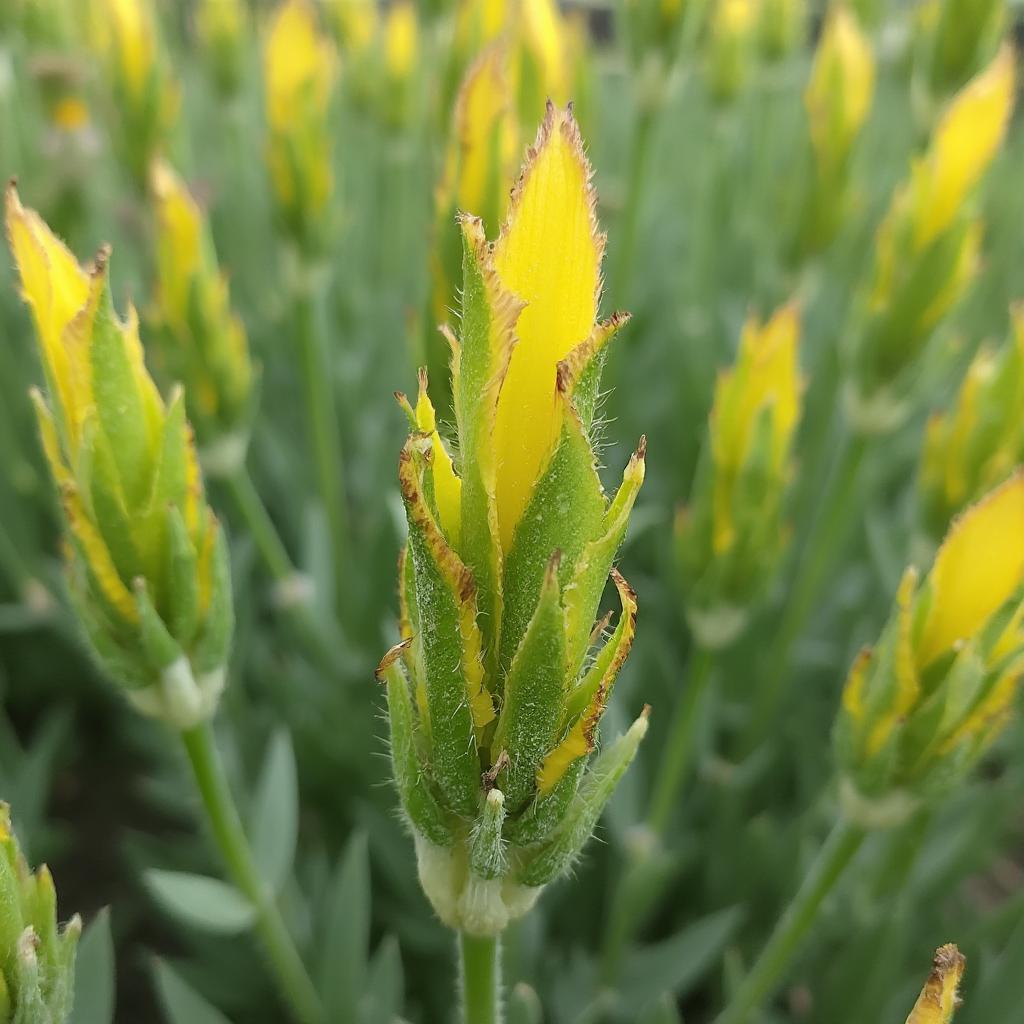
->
[715,819,866,1024]
[742,433,868,754]
[459,932,501,1024]
[224,467,295,583]
[294,278,349,608]
[181,723,323,1024]
[647,647,715,835]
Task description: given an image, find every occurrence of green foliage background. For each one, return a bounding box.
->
[1,1,1024,1021]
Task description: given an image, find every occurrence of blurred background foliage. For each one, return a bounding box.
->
[1,0,1024,1021]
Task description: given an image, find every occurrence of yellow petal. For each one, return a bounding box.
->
[264,0,336,133]
[491,104,604,552]
[919,472,1024,666]
[6,185,92,442]
[913,44,1015,248]
[150,160,202,329]
[384,0,417,81]
[805,6,874,162]
[905,944,965,1024]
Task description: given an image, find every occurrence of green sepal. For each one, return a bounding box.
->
[503,759,585,847]
[559,313,630,432]
[88,279,155,508]
[378,643,456,848]
[133,579,183,672]
[67,581,151,690]
[562,442,645,677]
[563,570,639,727]
[515,709,649,888]
[469,789,507,880]
[454,216,522,668]
[164,505,201,649]
[499,402,605,675]
[493,555,567,813]
[79,419,144,586]
[190,521,234,674]
[400,438,486,819]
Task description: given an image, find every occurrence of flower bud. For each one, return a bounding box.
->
[149,160,255,475]
[196,0,248,99]
[707,0,759,104]
[383,0,419,126]
[263,0,338,251]
[919,0,1004,101]
[384,105,647,936]
[798,5,874,254]
[906,944,965,1024]
[919,306,1024,539]
[676,303,802,647]
[835,474,1024,827]
[0,804,80,1024]
[6,185,233,730]
[91,0,178,185]
[757,0,804,62]
[843,46,1014,434]
[325,0,378,56]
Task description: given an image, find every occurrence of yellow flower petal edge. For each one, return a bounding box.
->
[491,102,605,553]
[919,471,1024,666]
[905,944,965,1024]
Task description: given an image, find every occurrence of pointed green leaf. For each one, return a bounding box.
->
[143,871,254,935]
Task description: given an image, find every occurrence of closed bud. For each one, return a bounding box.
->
[384,106,647,936]
[325,0,378,56]
[263,0,338,252]
[906,944,966,1024]
[844,46,1014,435]
[6,186,234,730]
[91,0,178,185]
[676,303,802,648]
[196,0,248,99]
[799,5,874,254]
[383,0,419,126]
[835,474,1024,827]
[757,0,805,62]
[707,0,759,104]
[149,160,255,475]
[919,0,1004,101]
[919,307,1024,539]
[0,804,80,1024]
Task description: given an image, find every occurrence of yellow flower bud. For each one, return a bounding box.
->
[6,185,233,728]
[196,0,248,97]
[676,304,803,646]
[758,0,805,60]
[835,474,1024,816]
[92,0,177,181]
[490,106,604,552]
[805,6,874,176]
[384,0,418,83]
[708,0,760,103]
[906,945,965,1024]
[325,0,378,56]
[149,160,255,463]
[920,308,1024,536]
[263,0,338,246]
[909,44,1015,248]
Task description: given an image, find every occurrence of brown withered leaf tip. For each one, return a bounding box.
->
[375,638,413,682]
[482,749,510,791]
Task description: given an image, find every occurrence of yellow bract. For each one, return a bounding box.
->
[911,44,1015,248]
[491,106,603,552]
[103,0,156,101]
[805,6,874,163]
[414,376,462,548]
[449,47,517,222]
[384,1,418,81]
[264,0,335,134]
[6,185,92,449]
[150,160,202,330]
[520,0,570,101]
[918,473,1024,666]
[905,945,965,1024]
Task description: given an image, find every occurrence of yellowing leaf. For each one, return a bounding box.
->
[491,104,604,552]
[919,472,1024,666]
